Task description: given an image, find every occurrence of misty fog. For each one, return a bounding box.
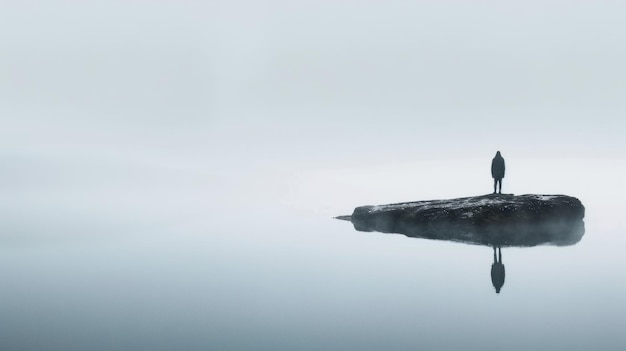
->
[2,1,626,350]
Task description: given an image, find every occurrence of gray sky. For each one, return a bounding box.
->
[2,1,626,170]
[3,5,626,349]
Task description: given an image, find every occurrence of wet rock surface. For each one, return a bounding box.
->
[338,194,585,247]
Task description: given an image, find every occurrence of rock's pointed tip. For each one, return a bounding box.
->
[334,215,352,221]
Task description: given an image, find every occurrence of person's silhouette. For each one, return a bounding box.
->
[491,151,505,194]
[491,246,505,294]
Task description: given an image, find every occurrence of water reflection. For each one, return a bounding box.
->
[491,246,505,294]
[347,212,585,247]
[341,215,584,294]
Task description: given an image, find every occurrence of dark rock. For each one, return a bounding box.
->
[338,194,585,247]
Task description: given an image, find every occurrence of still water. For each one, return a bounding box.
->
[1,153,625,350]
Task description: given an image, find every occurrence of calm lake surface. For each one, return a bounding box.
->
[2,153,625,350]
[5,1,626,349]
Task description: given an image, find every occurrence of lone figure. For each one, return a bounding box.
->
[491,246,505,294]
[491,151,505,194]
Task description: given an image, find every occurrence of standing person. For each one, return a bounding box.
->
[491,151,505,194]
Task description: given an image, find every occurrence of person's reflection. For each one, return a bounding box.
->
[491,246,505,294]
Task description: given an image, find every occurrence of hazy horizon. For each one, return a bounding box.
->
[2,1,626,350]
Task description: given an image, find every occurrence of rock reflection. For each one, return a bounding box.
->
[346,214,585,247]
[339,213,584,294]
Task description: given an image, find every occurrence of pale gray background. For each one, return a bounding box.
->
[1,1,626,350]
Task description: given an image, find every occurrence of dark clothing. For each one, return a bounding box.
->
[494,178,502,194]
[491,152,505,194]
[491,263,505,293]
[491,152,505,180]
[491,246,505,294]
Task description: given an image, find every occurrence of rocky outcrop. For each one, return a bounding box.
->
[337,194,585,247]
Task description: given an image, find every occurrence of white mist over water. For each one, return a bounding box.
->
[2,0,626,350]
[2,149,626,350]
